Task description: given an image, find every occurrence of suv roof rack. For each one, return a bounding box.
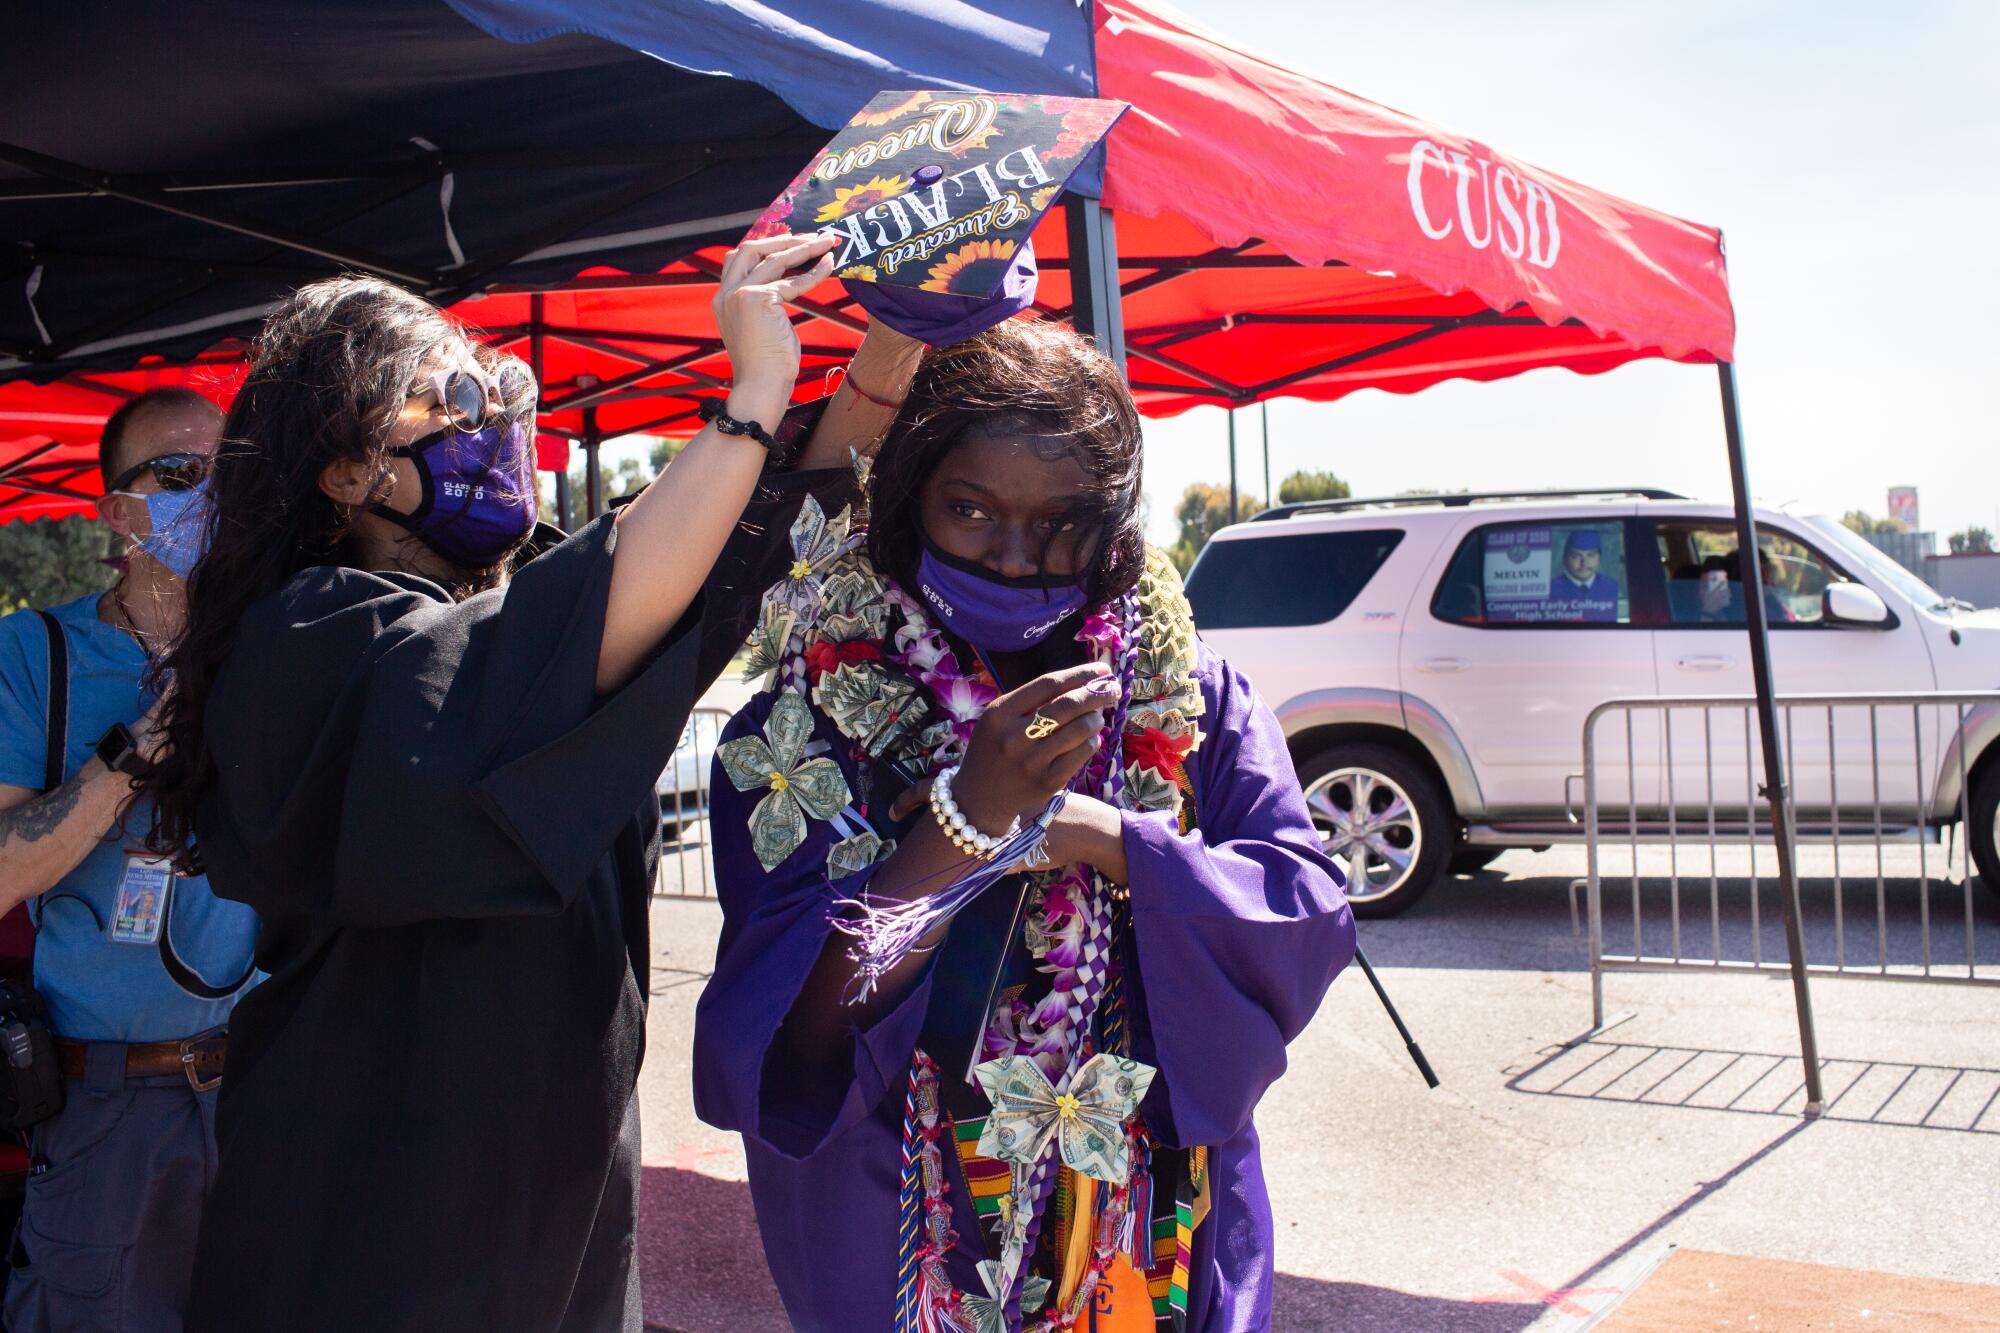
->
[1248,486,1690,523]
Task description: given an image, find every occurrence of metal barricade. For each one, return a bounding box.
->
[1580,692,2000,1033]
[654,706,733,900]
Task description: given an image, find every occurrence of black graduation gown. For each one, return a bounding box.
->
[184,467,850,1333]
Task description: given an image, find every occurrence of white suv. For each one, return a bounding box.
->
[1184,488,2000,916]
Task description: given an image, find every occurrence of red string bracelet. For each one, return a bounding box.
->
[828,363,907,411]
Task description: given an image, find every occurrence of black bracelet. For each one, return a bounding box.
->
[698,398,790,463]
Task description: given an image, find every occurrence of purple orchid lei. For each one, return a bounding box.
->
[876,589,1136,1082]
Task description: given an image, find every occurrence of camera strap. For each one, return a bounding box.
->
[35,610,65,795]
[155,878,254,1000]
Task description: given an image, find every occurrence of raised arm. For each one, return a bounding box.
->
[790,320,924,472]
[595,232,839,693]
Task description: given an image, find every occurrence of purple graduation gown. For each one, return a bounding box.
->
[693,642,1355,1332]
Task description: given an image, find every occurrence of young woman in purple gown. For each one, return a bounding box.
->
[695,317,1354,1333]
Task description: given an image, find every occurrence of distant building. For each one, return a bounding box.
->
[1861,529,2000,609]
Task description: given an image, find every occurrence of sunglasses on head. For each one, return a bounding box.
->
[107,450,210,494]
[413,356,537,433]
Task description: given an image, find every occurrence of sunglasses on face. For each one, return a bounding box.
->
[412,357,537,433]
[107,450,210,494]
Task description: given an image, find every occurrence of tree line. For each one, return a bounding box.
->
[1165,469,1349,573]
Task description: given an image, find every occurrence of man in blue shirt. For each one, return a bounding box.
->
[0,388,259,1331]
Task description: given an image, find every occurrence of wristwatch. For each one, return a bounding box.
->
[94,723,145,777]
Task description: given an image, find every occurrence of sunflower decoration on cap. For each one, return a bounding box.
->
[815,174,911,225]
[921,238,1018,295]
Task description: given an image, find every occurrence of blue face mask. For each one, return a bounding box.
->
[115,481,212,581]
[915,534,1089,650]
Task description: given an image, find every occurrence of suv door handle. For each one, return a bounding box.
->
[1675,654,1735,671]
[1415,656,1470,674]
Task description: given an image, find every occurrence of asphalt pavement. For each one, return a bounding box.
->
[634,845,2000,1331]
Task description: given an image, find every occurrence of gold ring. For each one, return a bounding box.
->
[1024,713,1060,741]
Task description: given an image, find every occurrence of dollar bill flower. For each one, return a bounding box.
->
[715,691,852,870]
[772,496,851,615]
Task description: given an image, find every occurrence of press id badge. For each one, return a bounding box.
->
[110,854,173,945]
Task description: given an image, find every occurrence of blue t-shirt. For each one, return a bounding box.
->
[0,594,260,1042]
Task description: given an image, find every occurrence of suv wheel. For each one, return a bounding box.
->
[1297,744,1451,917]
[1969,763,2000,902]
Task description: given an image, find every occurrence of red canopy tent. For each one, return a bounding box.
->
[0,0,1821,1103]
[0,0,1733,523]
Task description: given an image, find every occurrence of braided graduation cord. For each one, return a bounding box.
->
[1096,904,1130,1059]
[997,607,1142,1326]
[1100,592,1143,806]
[894,1057,928,1333]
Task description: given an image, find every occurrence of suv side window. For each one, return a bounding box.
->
[1431,519,1637,627]
[1185,528,1405,628]
[1650,520,1843,627]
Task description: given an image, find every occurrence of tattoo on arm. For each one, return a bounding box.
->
[0,774,89,849]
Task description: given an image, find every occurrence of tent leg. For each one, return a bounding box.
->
[584,406,603,521]
[1718,360,1824,1117]
[1227,408,1238,522]
[533,296,575,531]
[1065,197,1126,373]
[1262,401,1273,508]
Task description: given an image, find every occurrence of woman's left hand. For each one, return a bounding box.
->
[1043,795,1129,883]
[886,783,1129,884]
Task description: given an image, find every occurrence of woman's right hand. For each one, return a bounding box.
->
[711,232,841,423]
[951,663,1117,831]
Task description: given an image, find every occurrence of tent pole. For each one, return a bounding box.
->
[1262,401,1272,508]
[1718,360,1824,1116]
[1227,408,1238,522]
[1064,196,1126,374]
[555,470,573,533]
[583,403,603,522]
[532,296,574,531]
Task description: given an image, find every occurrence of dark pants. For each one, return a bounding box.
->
[5,1048,217,1333]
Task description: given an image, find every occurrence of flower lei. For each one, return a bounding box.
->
[728,472,1207,1332]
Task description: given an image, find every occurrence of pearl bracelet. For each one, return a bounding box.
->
[929,764,1021,858]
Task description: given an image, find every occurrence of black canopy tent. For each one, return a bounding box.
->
[0,2,844,377]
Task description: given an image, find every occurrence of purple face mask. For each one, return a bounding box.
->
[915,536,1089,650]
[374,419,537,569]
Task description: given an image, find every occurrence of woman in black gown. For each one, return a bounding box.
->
[137,234,922,1331]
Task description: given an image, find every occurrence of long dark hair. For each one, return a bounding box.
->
[867,319,1145,604]
[143,275,516,870]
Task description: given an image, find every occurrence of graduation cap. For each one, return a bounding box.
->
[745,90,1129,344]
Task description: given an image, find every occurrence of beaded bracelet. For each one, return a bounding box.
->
[929,764,1021,858]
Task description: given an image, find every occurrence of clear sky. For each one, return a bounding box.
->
[1137,0,2000,545]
